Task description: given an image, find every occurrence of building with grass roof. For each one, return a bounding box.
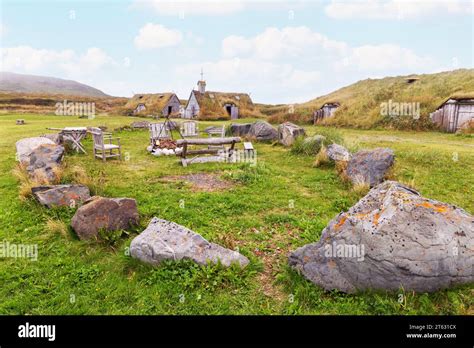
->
[183,75,254,120]
[430,94,474,132]
[313,102,340,124]
[125,93,181,117]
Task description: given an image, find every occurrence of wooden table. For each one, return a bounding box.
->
[47,127,88,154]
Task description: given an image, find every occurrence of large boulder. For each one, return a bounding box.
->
[278,122,306,146]
[40,133,62,145]
[230,123,252,137]
[289,181,474,293]
[130,217,249,268]
[326,143,351,162]
[26,144,65,183]
[32,184,90,208]
[249,121,278,141]
[71,196,139,240]
[16,137,55,164]
[346,148,394,187]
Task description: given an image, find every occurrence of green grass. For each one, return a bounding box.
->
[0,113,473,314]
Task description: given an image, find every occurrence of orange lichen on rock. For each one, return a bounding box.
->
[335,215,347,230]
[417,202,449,213]
[373,211,381,226]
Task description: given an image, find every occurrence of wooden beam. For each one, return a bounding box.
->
[177,137,241,146]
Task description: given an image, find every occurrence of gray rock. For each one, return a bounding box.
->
[15,137,55,164]
[249,121,278,141]
[130,217,249,268]
[130,121,150,129]
[40,133,62,145]
[289,181,474,293]
[230,123,252,137]
[346,148,394,187]
[71,196,139,240]
[278,122,306,146]
[26,144,65,183]
[326,143,351,162]
[32,184,90,208]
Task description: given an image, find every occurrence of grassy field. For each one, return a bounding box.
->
[0,113,473,315]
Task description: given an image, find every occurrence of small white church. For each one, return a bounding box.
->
[183,73,253,119]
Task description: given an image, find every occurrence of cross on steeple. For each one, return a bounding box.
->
[200,68,204,81]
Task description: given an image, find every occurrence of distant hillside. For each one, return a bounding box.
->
[0,72,110,98]
[266,69,474,130]
[0,92,128,115]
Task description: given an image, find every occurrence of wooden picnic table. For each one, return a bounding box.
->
[47,127,88,154]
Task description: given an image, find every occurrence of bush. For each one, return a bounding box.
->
[290,136,323,156]
[315,128,345,146]
[291,128,345,157]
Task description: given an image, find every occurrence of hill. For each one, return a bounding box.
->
[266,69,474,130]
[0,92,128,115]
[0,72,110,98]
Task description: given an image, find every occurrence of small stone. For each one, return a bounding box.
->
[326,143,351,162]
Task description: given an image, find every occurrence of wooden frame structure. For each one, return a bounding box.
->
[149,122,171,147]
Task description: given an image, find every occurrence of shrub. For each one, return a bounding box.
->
[290,136,323,156]
[313,146,329,167]
[315,128,345,146]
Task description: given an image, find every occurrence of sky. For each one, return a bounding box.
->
[0,0,473,104]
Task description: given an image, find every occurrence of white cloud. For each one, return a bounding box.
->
[176,58,321,103]
[334,44,434,72]
[325,0,472,20]
[216,26,438,102]
[132,0,245,16]
[134,23,183,50]
[1,46,75,72]
[61,47,115,75]
[0,45,115,78]
[222,26,348,60]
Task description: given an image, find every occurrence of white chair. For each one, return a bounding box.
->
[149,122,171,147]
[181,121,199,138]
[90,127,122,162]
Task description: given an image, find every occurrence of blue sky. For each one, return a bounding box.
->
[1,0,473,103]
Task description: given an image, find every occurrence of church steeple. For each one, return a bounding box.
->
[197,68,206,94]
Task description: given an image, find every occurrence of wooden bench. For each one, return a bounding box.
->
[176,137,241,167]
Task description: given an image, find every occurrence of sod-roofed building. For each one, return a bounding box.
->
[430,95,474,132]
[184,78,254,120]
[125,93,181,117]
[313,102,340,124]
